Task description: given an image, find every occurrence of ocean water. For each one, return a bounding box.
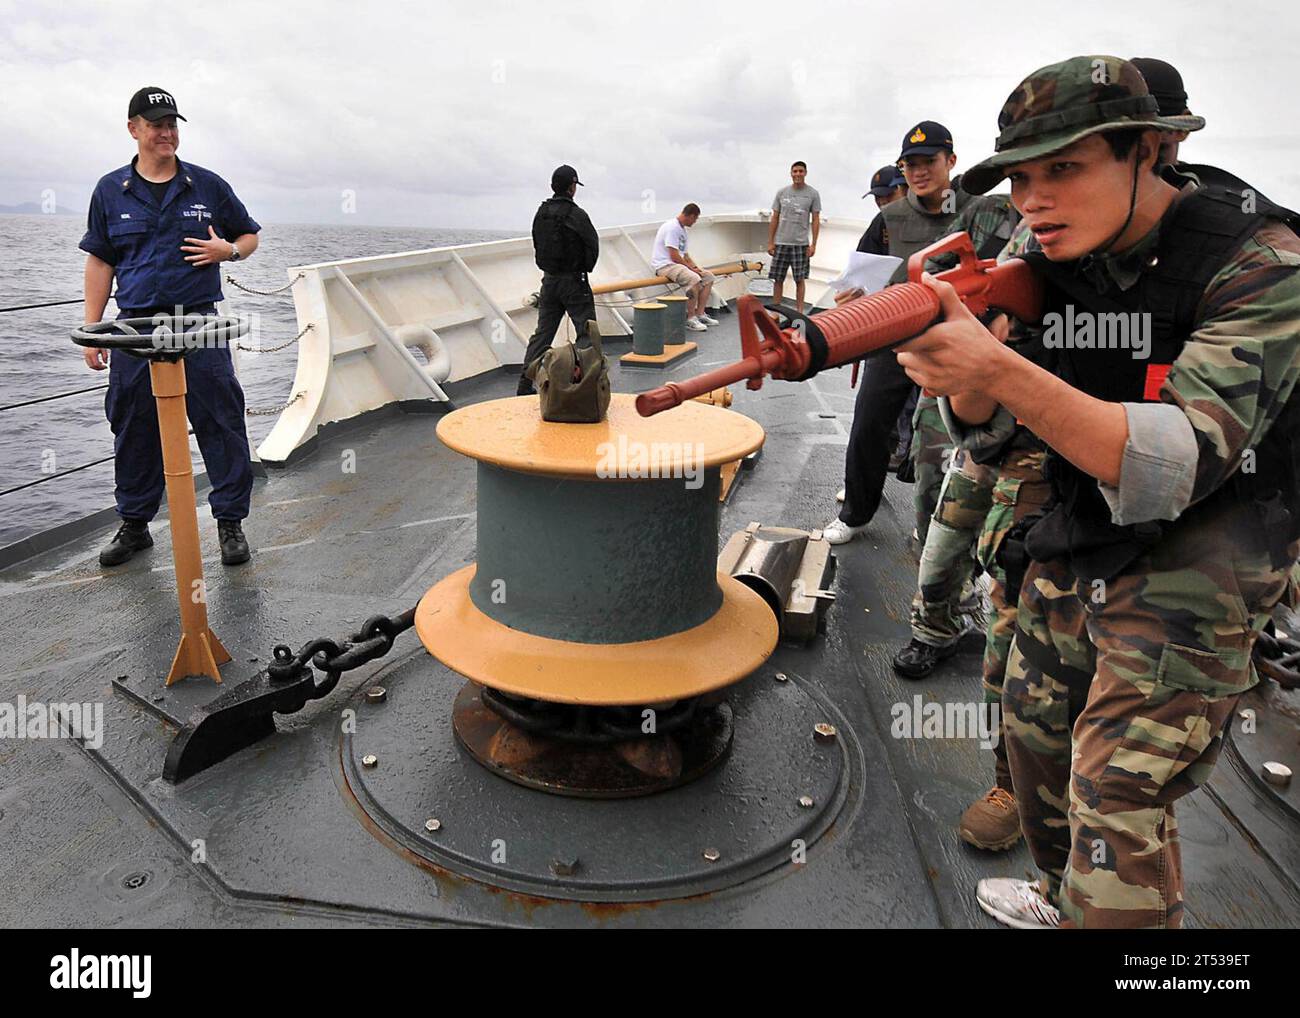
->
[0,215,515,548]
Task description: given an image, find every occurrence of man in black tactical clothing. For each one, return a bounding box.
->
[517,164,601,396]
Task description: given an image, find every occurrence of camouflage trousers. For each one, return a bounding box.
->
[908,394,952,548]
[976,449,1050,791]
[909,448,995,648]
[1003,510,1295,928]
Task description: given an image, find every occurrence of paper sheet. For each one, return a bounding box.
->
[827,251,903,295]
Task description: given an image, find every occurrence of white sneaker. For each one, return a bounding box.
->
[823,518,869,545]
[685,318,708,332]
[975,878,1061,929]
[699,313,720,326]
[835,488,845,503]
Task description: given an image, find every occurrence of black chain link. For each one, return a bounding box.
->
[266,606,418,699]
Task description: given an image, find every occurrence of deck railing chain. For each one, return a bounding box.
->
[224,272,305,296]
[237,322,313,354]
[246,390,306,417]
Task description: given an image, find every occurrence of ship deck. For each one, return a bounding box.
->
[2,304,1298,928]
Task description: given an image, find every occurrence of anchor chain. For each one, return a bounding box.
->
[163,605,420,782]
[266,606,419,700]
[1255,626,1300,690]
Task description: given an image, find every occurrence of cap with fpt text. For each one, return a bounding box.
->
[551,164,583,192]
[128,87,186,122]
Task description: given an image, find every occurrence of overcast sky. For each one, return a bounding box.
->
[2,0,1297,233]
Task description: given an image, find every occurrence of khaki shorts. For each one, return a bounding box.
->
[656,263,716,290]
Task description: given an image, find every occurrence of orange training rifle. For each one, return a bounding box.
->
[635,232,1044,416]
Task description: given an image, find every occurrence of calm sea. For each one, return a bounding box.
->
[0,215,515,548]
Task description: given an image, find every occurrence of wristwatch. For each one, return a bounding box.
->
[228,240,242,262]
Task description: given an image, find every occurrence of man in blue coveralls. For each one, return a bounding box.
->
[81,87,262,568]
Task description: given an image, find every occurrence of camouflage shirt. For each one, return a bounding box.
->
[923,192,1020,273]
[1097,193,1300,525]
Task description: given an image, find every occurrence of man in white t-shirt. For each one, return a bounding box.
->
[650,203,716,331]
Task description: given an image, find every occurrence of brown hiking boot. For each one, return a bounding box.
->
[959,786,1022,851]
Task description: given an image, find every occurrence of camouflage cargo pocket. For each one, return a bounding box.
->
[1098,638,1249,804]
[976,476,1021,574]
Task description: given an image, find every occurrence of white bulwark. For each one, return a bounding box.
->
[254,210,868,464]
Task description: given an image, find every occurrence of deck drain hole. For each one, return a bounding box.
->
[121,870,152,892]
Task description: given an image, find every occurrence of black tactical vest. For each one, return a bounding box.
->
[1020,170,1300,581]
[532,197,586,274]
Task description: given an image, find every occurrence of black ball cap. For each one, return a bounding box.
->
[551,164,583,192]
[864,163,906,197]
[129,87,186,122]
[898,120,953,160]
[1129,57,1191,117]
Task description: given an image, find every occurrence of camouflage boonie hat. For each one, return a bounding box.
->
[963,55,1206,195]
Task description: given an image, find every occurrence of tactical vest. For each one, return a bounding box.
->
[1021,171,1300,581]
[881,174,976,283]
[533,197,586,274]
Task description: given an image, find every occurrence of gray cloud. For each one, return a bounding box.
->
[1,0,1297,231]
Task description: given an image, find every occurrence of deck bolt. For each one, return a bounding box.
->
[424,818,441,832]
[367,686,387,704]
[1262,761,1292,787]
[703,847,721,862]
[813,722,837,742]
[798,795,814,808]
[362,754,378,768]
[550,856,579,876]
[774,672,788,682]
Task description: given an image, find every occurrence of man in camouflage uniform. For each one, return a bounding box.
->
[908,195,1019,550]
[895,55,1300,928]
[891,202,1022,683]
[954,57,1209,854]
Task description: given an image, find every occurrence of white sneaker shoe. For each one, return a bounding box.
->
[685,318,708,332]
[823,518,869,545]
[699,313,720,326]
[835,488,845,503]
[975,878,1061,929]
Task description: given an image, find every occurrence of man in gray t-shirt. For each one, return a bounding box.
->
[766,161,822,312]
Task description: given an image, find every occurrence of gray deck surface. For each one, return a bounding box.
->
[1,304,1297,928]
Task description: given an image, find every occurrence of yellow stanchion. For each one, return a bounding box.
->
[149,357,231,687]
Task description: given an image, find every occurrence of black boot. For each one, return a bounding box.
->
[892,638,959,679]
[99,520,153,567]
[217,519,250,566]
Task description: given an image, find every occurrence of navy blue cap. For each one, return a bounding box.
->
[898,120,953,159]
[864,164,906,197]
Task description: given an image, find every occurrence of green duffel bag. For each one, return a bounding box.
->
[531,320,611,423]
